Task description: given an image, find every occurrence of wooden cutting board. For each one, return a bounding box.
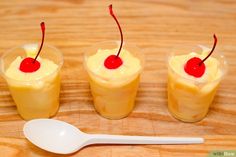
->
[0,0,235,156]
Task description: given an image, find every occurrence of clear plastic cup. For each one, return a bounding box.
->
[167,45,227,122]
[0,43,63,120]
[84,41,145,120]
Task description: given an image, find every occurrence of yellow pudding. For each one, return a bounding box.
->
[87,48,141,86]
[6,57,58,83]
[168,47,226,122]
[85,46,143,119]
[1,44,63,120]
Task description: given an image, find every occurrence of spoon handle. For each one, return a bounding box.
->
[88,134,204,145]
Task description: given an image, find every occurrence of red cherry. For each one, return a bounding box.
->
[184,34,217,78]
[19,22,45,73]
[19,57,41,72]
[104,55,123,69]
[184,57,205,78]
[104,4,124,69]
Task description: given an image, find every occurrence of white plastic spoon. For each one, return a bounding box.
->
[23,119,204,154]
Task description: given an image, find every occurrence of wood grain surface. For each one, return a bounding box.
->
[0,0,236,156]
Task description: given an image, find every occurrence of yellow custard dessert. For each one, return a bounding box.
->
[3,44,62,120]
[168,48,225,122]
[85,47,142,119]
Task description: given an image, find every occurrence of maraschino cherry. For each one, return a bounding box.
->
[19,22,45,73]
[184,34,217,78]
[104,4,123,69]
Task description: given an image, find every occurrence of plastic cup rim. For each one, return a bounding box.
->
[0,43,64,84]
[83,40,145,82]
[167,44,228,85]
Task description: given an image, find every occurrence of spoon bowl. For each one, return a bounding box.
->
[24,119,88,154]
[24,119,204,154]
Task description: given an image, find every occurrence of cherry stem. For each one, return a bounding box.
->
[199,34,217,66]
[33,22,45,63]
[109,4,123,58]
